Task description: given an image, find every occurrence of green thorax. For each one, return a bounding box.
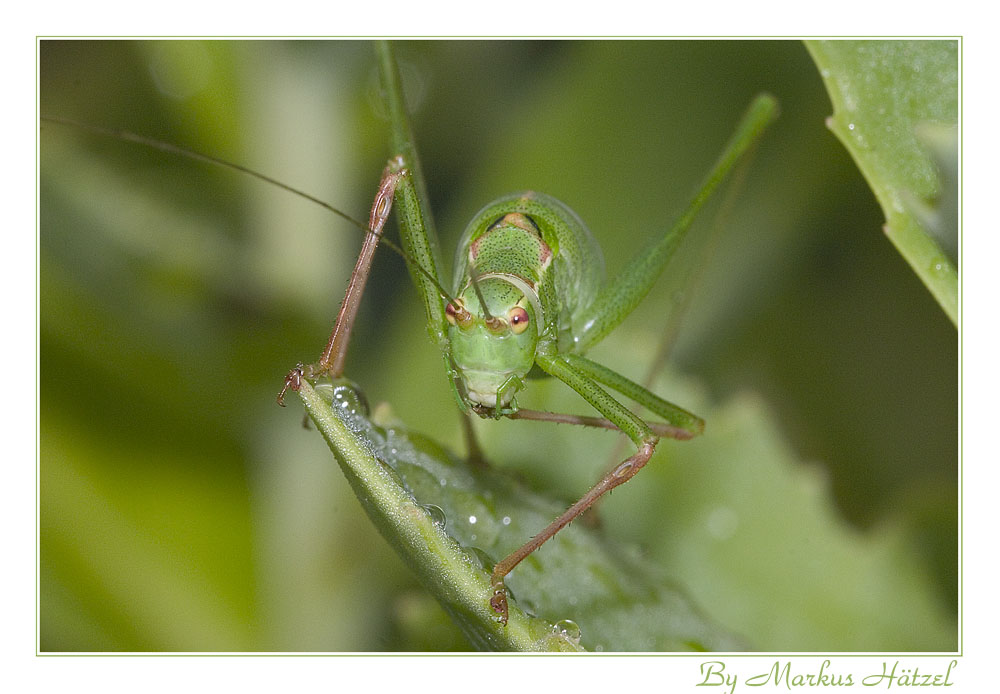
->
[452,192,605,351]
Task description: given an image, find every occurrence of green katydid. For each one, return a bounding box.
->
[278,42,778,623]
[43,41,777,628]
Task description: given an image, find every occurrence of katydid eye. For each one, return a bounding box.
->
[508,306,530,334]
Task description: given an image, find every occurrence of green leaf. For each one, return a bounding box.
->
[298,354,954,651]
[639,385,956,651]
[470,357,957,651]
[806,40,958,325]
[297,378,743,652]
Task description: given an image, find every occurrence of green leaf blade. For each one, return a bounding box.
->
[297,379,744,651]
[806,40,958,325]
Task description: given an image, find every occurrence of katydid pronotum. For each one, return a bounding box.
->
[44,42,777,627]
[277,45,777,623]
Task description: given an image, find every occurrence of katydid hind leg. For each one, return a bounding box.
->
[572,94,778,353]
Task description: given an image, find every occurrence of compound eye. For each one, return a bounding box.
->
[508,306,531,335]
[445,302,459,326]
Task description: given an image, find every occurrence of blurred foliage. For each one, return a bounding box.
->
[39,40,957,651]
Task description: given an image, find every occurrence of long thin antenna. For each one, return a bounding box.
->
[467,267,496,323]
[42,116,366,228]
[41,115,460,307]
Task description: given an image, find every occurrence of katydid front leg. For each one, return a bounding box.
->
[277,157,406,405]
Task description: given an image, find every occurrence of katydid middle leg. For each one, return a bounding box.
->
[487,350,704,623]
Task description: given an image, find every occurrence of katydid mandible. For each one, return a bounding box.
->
[279,62,778,622]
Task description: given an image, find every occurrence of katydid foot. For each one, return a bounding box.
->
[277,362,326,406]
[277,364,307,406]
[488,441,657,625]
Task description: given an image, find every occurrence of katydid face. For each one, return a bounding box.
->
[446,277,538,409]
[445,209,554,410]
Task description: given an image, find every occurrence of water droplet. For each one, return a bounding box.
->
[501,516,511,526]
[552,619,582,643]
[329,380,370,417]
[421,504,447,530]
[313,382,334,404]
[468,515,477,525]
[848,122,855,131]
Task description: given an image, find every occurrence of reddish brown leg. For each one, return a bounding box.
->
[507,408,699,441]
[488,441,657,624]
[277,157,406,405]
[505,408,699,531]
[464,407,692,509]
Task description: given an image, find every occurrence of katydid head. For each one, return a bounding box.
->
[445,275,539,409]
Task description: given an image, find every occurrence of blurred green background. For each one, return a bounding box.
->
[39,40,957,651]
